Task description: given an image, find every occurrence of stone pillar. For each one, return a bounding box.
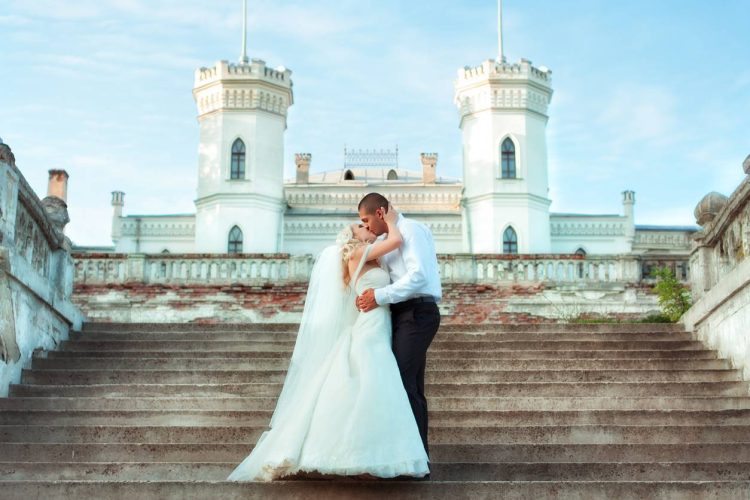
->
[47,170,69,202]
[421,153,437,184]
[295,153,311,184]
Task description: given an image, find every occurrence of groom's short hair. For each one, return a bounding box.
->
[358,193,389,215]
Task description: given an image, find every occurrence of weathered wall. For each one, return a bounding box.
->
[73,281,658,325]
[684,162,750,381]
[0,142,83,396]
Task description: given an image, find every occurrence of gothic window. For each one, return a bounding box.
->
[501,138,516,179]
[503,226,518,254]
[228,225,243,253]
[387,169,398,180]
[161,249,170,254]
[575,248,587,256]
[230,139,246,180]
[344,170,355,180]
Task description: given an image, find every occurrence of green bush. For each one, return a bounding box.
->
[650,267,691,322]
[637,313,673,323]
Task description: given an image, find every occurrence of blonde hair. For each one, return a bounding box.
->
[336,224,364,287]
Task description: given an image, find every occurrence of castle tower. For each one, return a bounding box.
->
[455,0,553,253]
[192,1,293,253]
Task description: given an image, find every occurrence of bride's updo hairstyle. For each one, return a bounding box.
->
[336,224,363,287]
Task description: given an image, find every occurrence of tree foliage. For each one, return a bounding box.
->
[651,267,691,322]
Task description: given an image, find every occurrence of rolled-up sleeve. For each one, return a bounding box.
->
[374,224,429,305]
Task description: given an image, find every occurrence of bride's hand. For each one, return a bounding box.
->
[383,204,398,225]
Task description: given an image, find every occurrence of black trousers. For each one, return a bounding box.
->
[390,300,441,455]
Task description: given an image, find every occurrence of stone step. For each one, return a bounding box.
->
[70,330,695,342]
[59,339,706,351]
[4,442,750,463]
[10,381,748,398]
[82,322,685,334]
[44,349,720,360]
[2,479,747,500]
[1,461,749,482]
[3,396,750,411]
[3,424,750,444]
[32,356,733,371]
[3,409,750,427]
[19,368,742,385]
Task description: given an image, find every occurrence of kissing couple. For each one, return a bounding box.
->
[228,192,442,481]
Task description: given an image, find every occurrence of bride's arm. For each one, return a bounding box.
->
[352,205,402,263]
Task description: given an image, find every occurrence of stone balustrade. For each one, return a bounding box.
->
[73,251,683,287]
[74,253,314,285]
[0,141,83,395]
[683,155,750,379]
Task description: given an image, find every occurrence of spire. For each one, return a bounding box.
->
[240,0,249,64]
[497,0,506,63]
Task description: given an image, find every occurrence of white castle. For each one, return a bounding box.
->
[105,3,694,258]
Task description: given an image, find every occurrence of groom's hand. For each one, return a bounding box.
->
[356,288,378,312]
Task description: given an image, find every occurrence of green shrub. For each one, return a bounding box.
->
[650,267,691,322]
[637,313,673,323]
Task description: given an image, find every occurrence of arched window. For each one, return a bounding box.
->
[503,226,518,254]
[500,138,516,179]
[230,139,246,180]
[344,169,355,180]
[387,169,398,180]
[161,249,170,254]
[575,248,587,256]
[228,225,243,253]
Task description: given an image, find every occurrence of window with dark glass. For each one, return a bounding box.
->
[575,248,587,256]
[503,226,518,254]
[231,139,246,179]
[344,170,355,180]
[501,138,516,179]
[228,225,243,253]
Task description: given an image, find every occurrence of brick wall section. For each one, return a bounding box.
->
[73,282,655,324]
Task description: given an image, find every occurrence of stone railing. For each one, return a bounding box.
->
[0,141,83,396]
[683,155,750,379]
[438,254,642,284]
[73,251,679,287]
[73,253,314,285]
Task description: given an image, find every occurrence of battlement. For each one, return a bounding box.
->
[194,58,292,89]
[457,58,552,88]
[192,58,294,118]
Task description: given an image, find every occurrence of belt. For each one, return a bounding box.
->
[391,296,436,311]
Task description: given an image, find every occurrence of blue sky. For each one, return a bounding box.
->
[2,0,748,246]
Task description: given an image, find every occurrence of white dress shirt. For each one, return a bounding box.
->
[374,214,442,305]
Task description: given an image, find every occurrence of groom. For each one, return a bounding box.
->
[356,192,441,457]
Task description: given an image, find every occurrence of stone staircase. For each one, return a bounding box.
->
[1,322,749,499]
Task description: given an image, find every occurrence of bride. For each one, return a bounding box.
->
[227,205,430,481]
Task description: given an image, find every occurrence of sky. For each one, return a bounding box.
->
[1,0,749,246]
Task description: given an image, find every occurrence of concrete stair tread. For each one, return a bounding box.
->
[2,461,750,482]
[2,479,749,500]
[5,442,750,463]
[4,395,750,411]
[43,349,722,359]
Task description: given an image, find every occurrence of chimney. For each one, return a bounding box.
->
[295,153,311,184]
[622,190,636,243]
[47,169,69,202]
[111,191,125,241]
[420,153,437,184]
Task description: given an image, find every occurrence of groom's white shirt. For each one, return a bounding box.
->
[374,214,442,305]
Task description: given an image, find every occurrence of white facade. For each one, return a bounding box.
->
[103,48,695,258]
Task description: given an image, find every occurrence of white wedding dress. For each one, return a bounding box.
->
[227,245,429,481]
